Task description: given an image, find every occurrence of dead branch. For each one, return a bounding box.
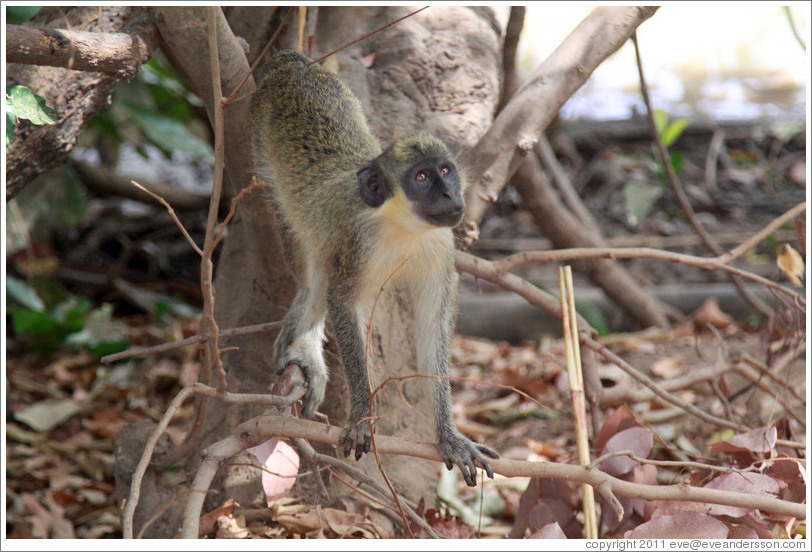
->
[536,135,601,236]
[6,23,156,76]
[491,246,804,305]
[496,6,525,113]
[461,6,659,234]
[122,379,306,539]
[512,153,673,328]
[72,160,209,211]
[182,413,806,521]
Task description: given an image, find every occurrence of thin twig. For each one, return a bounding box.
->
[211,177,270,251]
[100,320,282,364]
[308,6,429,66]
[123,385,195,538]
[130,180,203,257]
[225,7,293,105]
[205,6,228,392]
[492,246,803,305]
[718,202,806,264]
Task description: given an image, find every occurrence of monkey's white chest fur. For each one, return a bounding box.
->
[361,190,453,305]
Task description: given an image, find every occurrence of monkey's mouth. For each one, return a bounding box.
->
[427,207,464,227]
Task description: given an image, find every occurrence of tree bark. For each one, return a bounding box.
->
[6,23,155,75]
[5,7,159,199]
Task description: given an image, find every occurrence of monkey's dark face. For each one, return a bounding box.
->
[404,157,464,227]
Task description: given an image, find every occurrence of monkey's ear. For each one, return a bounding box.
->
[357,166,390,207]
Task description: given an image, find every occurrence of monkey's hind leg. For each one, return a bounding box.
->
[274,270,329,418]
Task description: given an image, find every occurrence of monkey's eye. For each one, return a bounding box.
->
[415,171,428,183]
[439,165,452,177]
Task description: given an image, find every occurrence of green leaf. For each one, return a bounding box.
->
[66,303,129,358]
[6,99,16,147]
[11,309,58,335]
[575,300,610,337]
[670,150,684,175]
[7,85,56,125]
[124,102,214,161]
[653,109,668,136]
[661,117,690,148]
[31,275,70,311]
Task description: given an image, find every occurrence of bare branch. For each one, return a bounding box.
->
[6,22,157,76]
[208,414,807,520]
[461,6,659,232]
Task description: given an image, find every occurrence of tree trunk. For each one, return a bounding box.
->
[114,6,507,537]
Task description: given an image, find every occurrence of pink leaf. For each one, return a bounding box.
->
[703,473,780,517]
[529,522,568,539]
[247,438,300,506]
[599,427,653,476]
[627,511,728,539]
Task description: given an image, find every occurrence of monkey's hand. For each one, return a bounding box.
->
[339,418,372,461]
[439,431,499,487]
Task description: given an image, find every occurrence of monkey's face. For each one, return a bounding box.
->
[403,157,464,227]
[358,137,465,229]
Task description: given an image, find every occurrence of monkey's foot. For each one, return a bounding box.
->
[439,432,499,487]
[339,419,372,461]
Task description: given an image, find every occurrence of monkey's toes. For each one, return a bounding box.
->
[339,419,372,461]
[440,434,499,487]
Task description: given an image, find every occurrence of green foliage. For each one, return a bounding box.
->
[653,109,690,148]
[8,276,128,357]
[6,85,56,147]
[574,300,610,337]
[625,110,690,225]
[87,57,213,161]
[6,168,87,257]
[6,6,41,23]
[124,101,214,161]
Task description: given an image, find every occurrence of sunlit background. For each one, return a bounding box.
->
[517,3,809,121]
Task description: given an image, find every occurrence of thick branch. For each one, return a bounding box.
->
[73,160,209,211]
[461,6,658,230]
[6,23,156,76]
[227,414,807,520]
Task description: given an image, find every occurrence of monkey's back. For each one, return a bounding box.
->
[251,51,381,257]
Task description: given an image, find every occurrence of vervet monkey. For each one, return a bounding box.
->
[250,50,497,486]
